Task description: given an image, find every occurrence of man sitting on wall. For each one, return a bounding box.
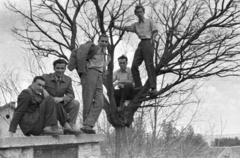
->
[9,76,82,136]
[42,59,80,130]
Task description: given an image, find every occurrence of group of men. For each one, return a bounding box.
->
[9,5,158,137]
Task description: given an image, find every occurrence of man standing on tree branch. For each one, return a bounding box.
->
[112,5,158,94]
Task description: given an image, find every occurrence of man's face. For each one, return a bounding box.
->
[32,79,45,94]
[98,36,109,48]
[135,8,144,19]
[118,59,127,71]
[54,63,66,78]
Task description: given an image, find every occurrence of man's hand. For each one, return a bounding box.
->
[118,84,124,88]
[63,96,72,104]
[113,81,124,88]
[53,97,64,103]
[113,80,120,88]
[42,89,50,98]
[9,131,13,137]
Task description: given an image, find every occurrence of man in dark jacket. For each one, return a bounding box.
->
[9,76,82,137]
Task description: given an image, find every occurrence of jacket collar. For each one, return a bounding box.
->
[50,73,67,82]
[28,86,42,97]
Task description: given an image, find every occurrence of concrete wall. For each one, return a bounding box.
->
[0,134,105,158]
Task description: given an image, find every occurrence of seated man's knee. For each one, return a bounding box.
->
[44,96,55,104]
[71,100,80,110]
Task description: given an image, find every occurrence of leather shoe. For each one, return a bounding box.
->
[81,126,96,134]
[64,128,83,135]
[43,129,63,136]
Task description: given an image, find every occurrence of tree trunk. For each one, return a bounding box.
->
[115,126,128,158]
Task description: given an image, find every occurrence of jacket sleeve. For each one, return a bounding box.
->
[63,78,75,104]
[9,90,31,133]
[68,48,77,71]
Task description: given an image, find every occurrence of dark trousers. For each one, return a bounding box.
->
[62,100,79,126]
[23,96,69,136]
[131,40,156,88]
[56,102,70,127]
[114,83,134,107]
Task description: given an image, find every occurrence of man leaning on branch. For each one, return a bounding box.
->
[112,5,158,94]
[68,34,111,134]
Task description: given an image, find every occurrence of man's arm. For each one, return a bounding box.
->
[120,68,134,84]
[63,79,75,104]
[150,19,158,45]
[113,68,134,87]
[118,79,133,84]
[152,30,158,41]
[68,48,77,71]
[42,89,50,98]
[112,71,119,88]
[112,21,135,32]
[9,90,31,133]
[151,30,158,48]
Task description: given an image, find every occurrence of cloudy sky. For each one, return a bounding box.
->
[1,0,240,136]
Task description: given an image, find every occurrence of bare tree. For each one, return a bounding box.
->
[7,0,240,157]
[7,0,87,60]
[0,64,21,105]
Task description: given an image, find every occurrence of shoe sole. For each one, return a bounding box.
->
[43,132,62,136]
[64,129,83,135]
[81,128,96,134]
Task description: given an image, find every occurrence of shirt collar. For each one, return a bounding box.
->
[138,18,145,23]
[118,68,127,73]
[55,75,62,81]
[98,47,107,55]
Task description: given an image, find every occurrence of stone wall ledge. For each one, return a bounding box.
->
[0,134,105,148]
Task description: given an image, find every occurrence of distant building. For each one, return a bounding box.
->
[0,102,23,137]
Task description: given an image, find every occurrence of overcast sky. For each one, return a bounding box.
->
[1,0,240,136]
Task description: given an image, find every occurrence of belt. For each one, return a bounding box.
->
[141,39,151,40]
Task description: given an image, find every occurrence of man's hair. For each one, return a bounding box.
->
[134,5,145,14]
[118,55,128,62]
[53,59,68,67]
[33,76,45,83]
[98,34,109,41]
